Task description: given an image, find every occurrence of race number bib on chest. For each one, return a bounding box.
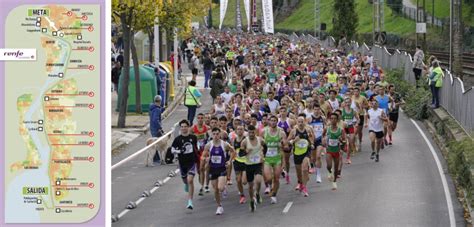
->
[328,138,339,147]
[313,124,323,137]
[266,147,278,157]
[250,154,261,163]
[211,155,222,164]
[296,139,309,148]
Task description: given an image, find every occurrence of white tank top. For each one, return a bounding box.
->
[328,99,340,112]
[214,104,225,118]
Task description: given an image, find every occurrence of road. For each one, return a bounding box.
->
[112,106,465,226]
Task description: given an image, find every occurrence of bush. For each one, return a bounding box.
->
[448,138,474,206]
[385,69,430,120]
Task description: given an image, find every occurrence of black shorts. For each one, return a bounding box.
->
[245,163,262,183]
[180,163,197,179]
[209,167,227,180]
[191,68,198,75]
[233,160,246,172]
[314,138,323,148]
[389,112,399,123]
[369,130,384,139]
[294,152,309,165]
[358,115,365,126]
[226,60,233,67]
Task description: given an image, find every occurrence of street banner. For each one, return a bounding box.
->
[262,0,274,33]
[243,0,250,31]
[219,0,228,30]
[236,0,242,31]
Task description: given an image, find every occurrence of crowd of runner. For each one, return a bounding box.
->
[171,30,404,215]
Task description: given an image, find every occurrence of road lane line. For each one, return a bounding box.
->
[410,119,455,227]
[135,197,146,205]
[282,202,293,214]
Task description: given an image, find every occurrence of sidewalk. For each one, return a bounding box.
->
[111,70,187,152]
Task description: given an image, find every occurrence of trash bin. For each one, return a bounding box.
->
[117,65,157,112]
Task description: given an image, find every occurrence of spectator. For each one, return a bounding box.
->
[412,45,424,88]
[111,60,121,93]
[210,71,225,102]
[428,61,444,109]
[149,95,164,137]
[184,80,202,124]
[202,53,214,88]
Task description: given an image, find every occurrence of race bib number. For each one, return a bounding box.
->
[328,138,339,147]
[197,140,205,150]
[266,147,278,157]
[313,124,324,138]
[296,139,309,149]
[270,78,275,83]
[345,119,354,126]
[373,73,379,78]
[211,155,222,164]
[250,154,261,163]
[303,90,310,96]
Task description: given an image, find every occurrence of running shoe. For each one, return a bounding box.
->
[295,183,301,191]
[285,174,290,184]
[370,152,376,160]
[381,142,385,150]
[204,185,210,193]
[256,193,262,204]
[250,200,256,212]
[389,141,393,145]
[328,173,333,181]
[281,170,286,178]
[222,188,228,199]
[227,180,233,185]
[345,158,352,164]
[270,196,277,204]
[187,200,193,210]
[198,188,204,196]
[384,138,389,146]
[184,184,189,193]
[332,182,337,190]
[316,173,322,183]
[216,206,224,215]
[264,187,271,195]
[302,185,309,197]
[375,154,379,162]
[239,195,246,204]
[309,167,316,174]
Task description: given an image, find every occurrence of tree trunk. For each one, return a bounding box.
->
[117,9,132,128]
[131,34,142,114]
[148,28,154,63]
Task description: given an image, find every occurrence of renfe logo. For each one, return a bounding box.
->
[0,49,36,61]
[4,50,24,57]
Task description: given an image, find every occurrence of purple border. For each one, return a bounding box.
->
[1,0,105,226]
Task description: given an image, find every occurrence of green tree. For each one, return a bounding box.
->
[331,0,358,40]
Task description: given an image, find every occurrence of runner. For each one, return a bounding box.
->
[201,127,235,215]
[240,125,265,212]
[170,120,199,209]
[230,125,248,204]
[263,115,288,204]
[288,115,315,197]
[190,113,209,196]
[307,104,326,183]
[365,98,387,162]
[387,84,404,145]
[277,106,294,184]
[375,85,393,148]
[352,86,368,151]
[341,96,359,164]
[322,113,346,190]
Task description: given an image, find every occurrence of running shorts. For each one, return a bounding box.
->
[314,138,323,148]
[358,115,365,126]
[327,151,341,159]
[345,126,355,134]
[389,112,399,123]
[209,167,227,180]
[233,160,246,172]
[245,163,263,183]
[294,152,309,165]
[180,163,197,179]
[369,130,384,139]
[264,157,282,167]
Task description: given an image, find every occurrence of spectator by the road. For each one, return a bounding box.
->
[186,40,195,62]
[181,40,188,63]
[149,95,164,138]
[412,45,424,88]
[184,80,202,125]
[111,60,121,93]
[202,53,214,88]
[428,60,444,109]
[116,50,124,67]
[210,71,225,101]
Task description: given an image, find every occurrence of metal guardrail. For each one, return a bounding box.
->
[111,123,179,171]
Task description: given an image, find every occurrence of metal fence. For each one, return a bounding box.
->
[283,32,473,133]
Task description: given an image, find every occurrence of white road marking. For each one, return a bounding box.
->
[410,119,455,227]
[117,209,130,219]
[135,197,146,205]
[282,201,293,214]
[163,177,171,183]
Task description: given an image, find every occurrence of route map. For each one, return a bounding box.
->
[3,4,101,223]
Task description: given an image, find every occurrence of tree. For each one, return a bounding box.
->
[331,0,358,41]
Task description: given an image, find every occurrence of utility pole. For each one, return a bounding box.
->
[373,0,384,45]
[452,0,463,78]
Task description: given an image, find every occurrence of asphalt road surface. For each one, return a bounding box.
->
[112,79,464,227]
